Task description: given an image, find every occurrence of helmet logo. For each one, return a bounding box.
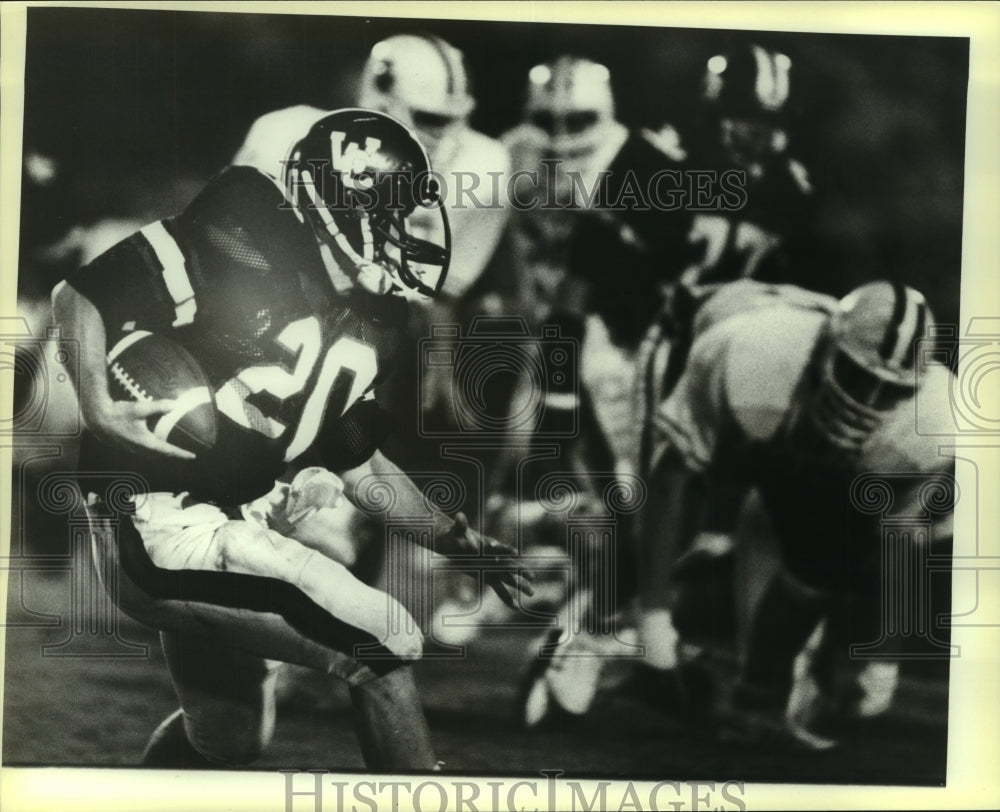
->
[329,132,383,190]
[287,109,451,300]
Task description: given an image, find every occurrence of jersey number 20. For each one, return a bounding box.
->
[215,316,377,461]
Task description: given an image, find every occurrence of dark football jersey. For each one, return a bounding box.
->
[680,153,815,285]
[67,166,409,506]
[568,130,697,348]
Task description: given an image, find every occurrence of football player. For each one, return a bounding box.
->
[233,34,512,482]
[500,55,691,326]
[679,43,815,286]
[635,279,955,748]
[233,34,509,305]
[433,57,693,712]
[51,109,533,771]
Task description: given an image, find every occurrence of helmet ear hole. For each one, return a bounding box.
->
[374,66,395,94]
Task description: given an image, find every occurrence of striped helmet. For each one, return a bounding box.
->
[358,34,474,164]
[285,109,450,300]
[525,56,617,158]
[814,281,933,451]
[703,43,793,119]
[702,44,794,168]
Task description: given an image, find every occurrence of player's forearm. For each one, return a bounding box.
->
[51,281,113,418]
[638,456,707,610]
[340,450,457,542]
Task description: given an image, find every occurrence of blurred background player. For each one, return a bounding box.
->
[498,56,627,325]
[353,34,512,463]
[496,54,689,327]
[679,42,815,287]
[633,42,820,423]
[634,279,955,748]
[357,34,511,305]
[52,109,532,771]
[431,57,693,690]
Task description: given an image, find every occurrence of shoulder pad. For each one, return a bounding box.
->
[453,128,511,176]
[865,363,959,472]
[232,105,328,179]
[184,165,301,226]
[693,280,835,338]
[715,305,826,443]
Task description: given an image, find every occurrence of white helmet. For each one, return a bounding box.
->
[357,34,474,165]
[524,56,617,159]
[813,281,933,451]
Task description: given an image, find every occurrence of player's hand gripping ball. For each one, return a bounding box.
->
[106,330,217,455]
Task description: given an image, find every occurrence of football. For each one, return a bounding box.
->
[106,330,217,455]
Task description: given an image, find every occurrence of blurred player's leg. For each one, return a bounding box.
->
[735,571,825,706]
[722,570,836,750]
[144,630,281,767]
[786,591,901,735]
[142,710,213,768]
[349,667,436,770]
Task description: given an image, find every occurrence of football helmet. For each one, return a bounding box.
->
[357,34,475,167]
[702,44,794,169]
[813,281,933,451]
[284,108,450,300]
[525,56,618,159]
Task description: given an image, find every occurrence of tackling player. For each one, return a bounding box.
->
[52,109,533,771]
[636,279,955,747]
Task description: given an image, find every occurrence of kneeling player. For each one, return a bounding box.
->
[638,279,955,748]
[53,110,533,770]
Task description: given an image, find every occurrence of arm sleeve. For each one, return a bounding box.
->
[62,224,183,338]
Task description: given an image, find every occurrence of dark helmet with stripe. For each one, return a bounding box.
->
[814,281,934,451]
[284,109,450,300]
[701,43,795,171]
[703,43,794,120]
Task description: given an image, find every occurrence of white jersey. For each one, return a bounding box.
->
[652,280,958,484]
[410,126,510,300]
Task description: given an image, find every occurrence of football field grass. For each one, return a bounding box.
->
[3,568,948,785]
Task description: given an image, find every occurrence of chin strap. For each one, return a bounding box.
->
[298,167,395,294]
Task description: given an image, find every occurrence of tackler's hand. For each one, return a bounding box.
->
[442,512,536,609]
